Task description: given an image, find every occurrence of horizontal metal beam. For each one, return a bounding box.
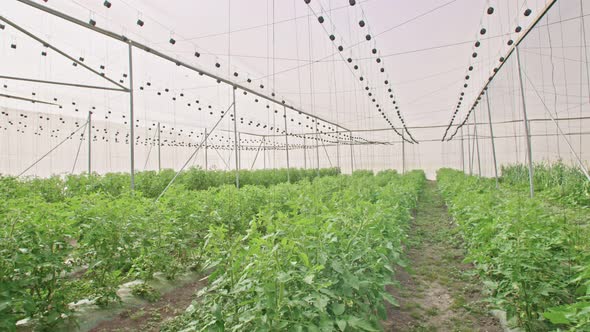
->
[456,115,590,127]
[0,92,59,106]
[0,15,129,92]
[443,0,558,141]
[217,128,264,137]
[462,131,590,140]
[16,0,350,132]
[289,116,590,136]
[0,75,129,92]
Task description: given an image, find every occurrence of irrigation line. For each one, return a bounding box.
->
[18,120,88,177]
[155,102,233,202]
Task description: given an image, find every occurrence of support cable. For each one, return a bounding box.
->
[155,102,233,201]
[18,119,88,177]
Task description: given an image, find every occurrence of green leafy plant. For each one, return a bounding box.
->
[131,283,161,302]
[162,170,426,331]
[437,168,590,331]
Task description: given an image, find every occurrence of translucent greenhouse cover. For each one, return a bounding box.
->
[0,0,588,179]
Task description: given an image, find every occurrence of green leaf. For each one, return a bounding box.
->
[347,316,380,331]
[382,292,399,306]
[299,252,310,268]
[336,319,347,331]
[543,311,570,324]
[331,260,344,274]
[332,302,345,316]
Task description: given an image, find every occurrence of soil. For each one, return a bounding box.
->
[88,277,207,332]
[383,181,503,332]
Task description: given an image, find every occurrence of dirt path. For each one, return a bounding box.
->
[89,277,206,332]
[383,181,502,332]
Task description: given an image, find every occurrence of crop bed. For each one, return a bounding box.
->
[0,168,425,331]
[438,168,590,331]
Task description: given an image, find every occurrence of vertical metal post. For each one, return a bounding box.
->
[349,131,354,173]
[315,121,320,176]
[88,110,92,174]
[467,118,473,175]
[474,110,482,177]
[486,91,499,187]
[283,106,290,182]
[460,126,465,173]
[157,122,161,172]
[237,132,241,171]
[402,131,406,174]
[232,87,240,188]
[303,136,307,169]
[204,128,208,170]
[516,46,534,198]
[336,135,340,170]
[128,43,135,190]
[263,136,266,169]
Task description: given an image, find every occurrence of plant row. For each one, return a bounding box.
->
[501,162,590,208]
[0,169,420,331]
[1,169,333,331]
[162,170,426,331]
[0,167,340,202]
[438,169,590,331]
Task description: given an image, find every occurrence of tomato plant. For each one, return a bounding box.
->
[438,168,590,331]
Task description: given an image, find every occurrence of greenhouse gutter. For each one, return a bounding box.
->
[15,0,352,134]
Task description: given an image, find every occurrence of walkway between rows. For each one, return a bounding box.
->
[384,181,502,331]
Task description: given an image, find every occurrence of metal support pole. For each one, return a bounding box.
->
[516,46,535,198]
[157,122,161,172]
[13,1,354,135]
[402,131,405,174]
[232,87,240,188]
[128,43,135,190]
[460,126,465,173]
[303,136,307,169]
[315,121,320,176]
[467,119,473,175]
[155,107,231,201]
[283,106,290,182]
[336,136,340,170]
[349,131,354,173]
[486,92,499,187]
[0,75,127,92]
[322,144,334,168]
[204,128,208,170]
[474,110,482,177]
[0,14,128,92]
[88,111,92,175]
[263,136,266,169]
[522,68,590,181]
[18,123,88,177]
[238,132,242,171]
[250,139,265,170]
[0,93,58,106]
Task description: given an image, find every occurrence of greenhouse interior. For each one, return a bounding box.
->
[1,0,589,331]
